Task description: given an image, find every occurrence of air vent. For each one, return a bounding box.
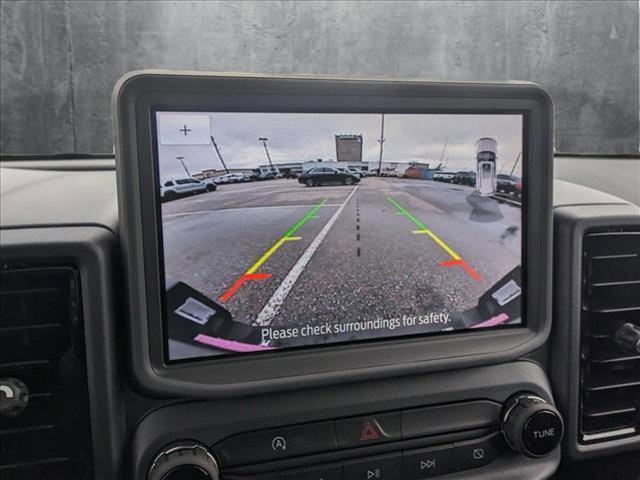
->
[580,229,640,444]
[0,267,93,479]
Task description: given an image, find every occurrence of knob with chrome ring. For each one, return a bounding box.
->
[501,393,564,458]
[147,442,219,480]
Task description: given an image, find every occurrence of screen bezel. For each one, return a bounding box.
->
[150,108,527,365]
[114,72,552,397]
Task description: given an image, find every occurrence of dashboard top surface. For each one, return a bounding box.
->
[0,161,118,232]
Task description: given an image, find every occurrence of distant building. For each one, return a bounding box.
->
[196,168,253,179]
[335,134,363,163]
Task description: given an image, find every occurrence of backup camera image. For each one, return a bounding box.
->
[156,112,523,361]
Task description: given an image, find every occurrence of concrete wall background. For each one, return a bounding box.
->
[1,0,638,154]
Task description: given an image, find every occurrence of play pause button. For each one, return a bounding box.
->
[342,453,402,480]
[402,444,455,479]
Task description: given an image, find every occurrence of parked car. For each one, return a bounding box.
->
[160,177,207,201]
[214,174,231,184]
[452,171,476,186]
[201,178,218,191]
[284,168,302,178]
[433,171,456,183]
[258,171,276,180]
[216,172,249,184]
[336,167,360,178]
[496,174,522,197]
[347,167,363,178]
[298,166,361,186]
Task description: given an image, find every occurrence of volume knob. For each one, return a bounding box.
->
[147,442,219,480]
[501,393,563,458]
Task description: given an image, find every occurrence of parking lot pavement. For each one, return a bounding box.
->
[162,177,521,351]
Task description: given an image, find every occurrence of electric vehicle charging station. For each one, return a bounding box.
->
[476,137,498,196]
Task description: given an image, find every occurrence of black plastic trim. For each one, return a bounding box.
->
[0,226,126,480]
[551,204,640,460]
[130,360,559,480]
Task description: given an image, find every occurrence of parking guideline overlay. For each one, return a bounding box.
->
[387,196,481,282]
[219,199,326,302]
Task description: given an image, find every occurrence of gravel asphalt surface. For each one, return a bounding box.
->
[162,177,521,359]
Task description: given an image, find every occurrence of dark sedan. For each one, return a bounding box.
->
[452,171,476,186]
[298,166,361,187]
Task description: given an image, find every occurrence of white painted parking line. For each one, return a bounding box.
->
[253,185,359,326]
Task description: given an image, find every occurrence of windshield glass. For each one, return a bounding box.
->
[0,1,638,156]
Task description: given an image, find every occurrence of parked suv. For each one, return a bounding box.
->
[160,178,207,201]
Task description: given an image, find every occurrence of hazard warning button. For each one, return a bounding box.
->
[335,413,401,448]
[360,421,381,441]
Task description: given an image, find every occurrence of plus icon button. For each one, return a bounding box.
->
[179,124,191,136]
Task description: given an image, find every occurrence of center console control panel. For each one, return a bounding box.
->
[134,362,562,480]
[146,394,562,480]
[221,433,503,480]
[216,400,500,467]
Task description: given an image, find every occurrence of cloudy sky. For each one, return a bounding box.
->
[157,112,522,181]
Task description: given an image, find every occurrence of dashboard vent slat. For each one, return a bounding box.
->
[0,268,93,479]
[579,229,640,444]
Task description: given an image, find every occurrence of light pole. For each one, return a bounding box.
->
[176,156,191,177]
[210,136,229,173]
[259,137,274,173]
[438,136,449,168]
[510,151,521,175]
[377,114,385,175]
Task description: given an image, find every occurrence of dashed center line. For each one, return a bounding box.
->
[355,195,361,256]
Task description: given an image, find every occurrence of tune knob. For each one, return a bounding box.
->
[147,442,219,480]
[501,393,563,458]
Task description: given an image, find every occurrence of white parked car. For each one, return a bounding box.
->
[347,167,363,178]
[215,172,249,184]
[160,177,207,200]
[201,178,218,191]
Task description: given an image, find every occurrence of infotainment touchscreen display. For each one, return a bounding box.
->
[155,111,524,362]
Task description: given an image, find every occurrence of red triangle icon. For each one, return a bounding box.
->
[360,420,380,441]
